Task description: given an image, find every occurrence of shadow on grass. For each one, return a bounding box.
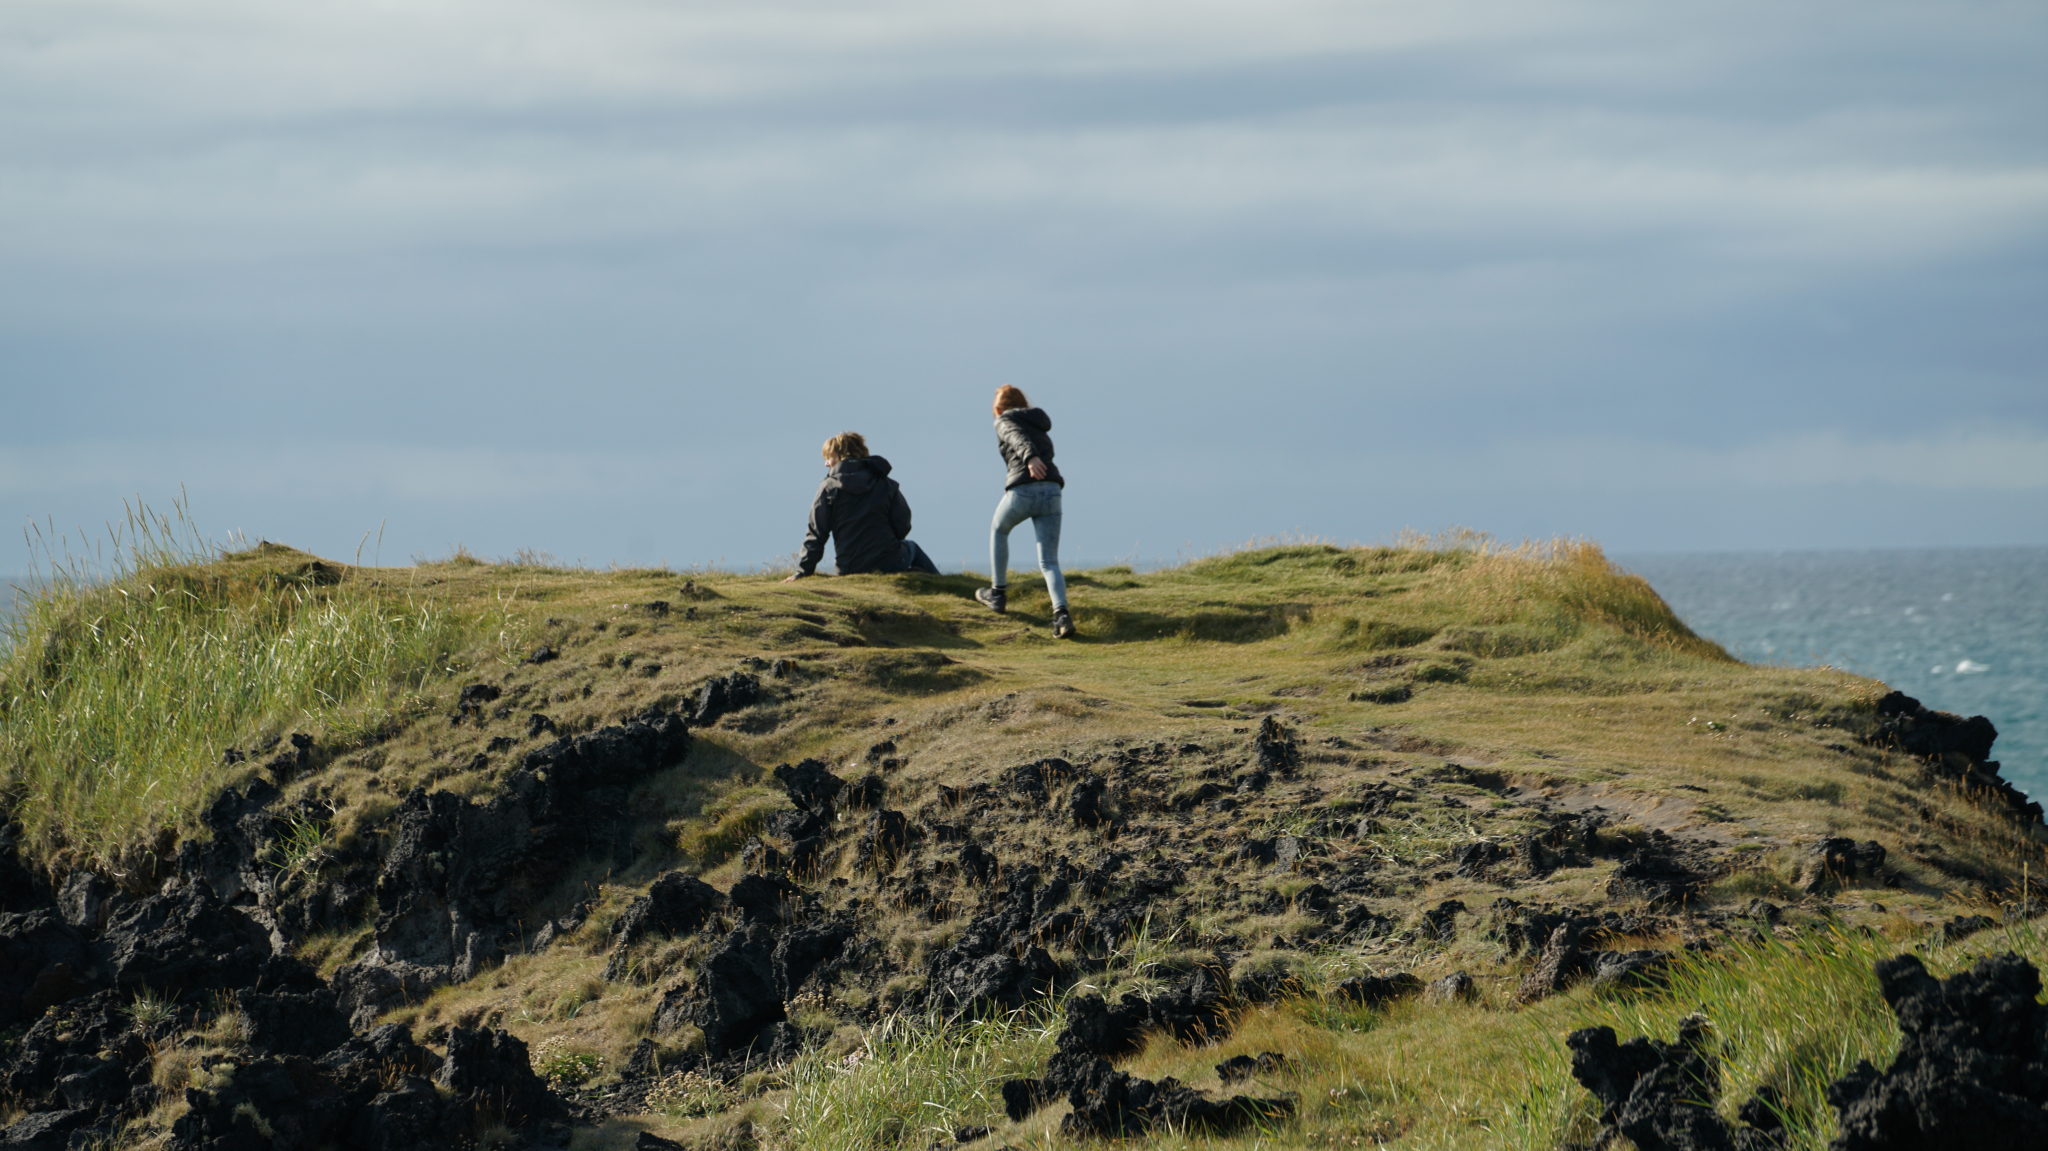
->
[1075,604,1314,645]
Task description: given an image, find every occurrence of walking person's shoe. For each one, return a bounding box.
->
[975,586,1007,613]
[1052,608,1075,639]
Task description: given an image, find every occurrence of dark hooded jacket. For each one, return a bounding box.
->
[799,456,914,576]
[995,407,1064,490]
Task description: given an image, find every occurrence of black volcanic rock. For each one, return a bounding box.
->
[854,810,910,871]
[842,773,887,811]
[1870,691,1997,761]
[656,923,783,1059]
[1416,899,1465,941]
[1608,843,1708,908]
[1799,838,1889,894]
[1567,1014,1784,1151]
[1215,1052,1287,1084]
[695,672,762,726]
[729,873,800,925]
[1825,952,2048,1150]
[1255,716,1300,773]
[925,868,1062,1018]
[1001,978,1291,1138]
[1058,993,1150,1061]
[95,882,275,996]
[772,918,857,1001]
[1334,972,1423,1006]
[774,758,845,815]
[1864,692,2040,825]
[333,707,689,1020]
[1068,773,1111,829]
[437,1026,560,1124]
[611,872,725,948]
[0,910,94,1029]
[236,984,351,1057]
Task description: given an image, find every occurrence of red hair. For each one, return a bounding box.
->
[992,385,1030,418]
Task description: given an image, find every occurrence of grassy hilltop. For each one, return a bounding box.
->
[3,532,2044,1150]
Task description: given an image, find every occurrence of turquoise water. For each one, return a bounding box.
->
[1621,548,2048,802]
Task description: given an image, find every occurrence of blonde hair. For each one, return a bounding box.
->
[822,432,869,464]
[992,385,1030,418]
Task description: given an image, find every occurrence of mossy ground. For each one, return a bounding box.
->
[6,534,2042,1149]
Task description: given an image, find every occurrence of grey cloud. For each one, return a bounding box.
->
[2,0,2044,561]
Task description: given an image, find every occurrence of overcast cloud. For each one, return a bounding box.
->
[3,0,2044,570]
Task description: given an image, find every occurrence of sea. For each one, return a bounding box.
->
[1620,548,2047,803]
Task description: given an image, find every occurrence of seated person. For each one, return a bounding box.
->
[785,432,940,579]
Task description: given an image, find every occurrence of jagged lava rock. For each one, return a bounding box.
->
[1864,692,2040,825]
[0,910,94,1029]
[1567,1014,1784,1151]
[1825,952,2048,1150]
[695,672,762,726]
[437,1026,561,1124]
[333,707,688,1022]
[611,872,725,948]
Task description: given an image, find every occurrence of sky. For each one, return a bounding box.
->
[3,0,2045,574]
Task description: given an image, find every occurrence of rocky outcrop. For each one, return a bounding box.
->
[924,866,1063,1018]
[1799,838,1889,895]
[1424,971,1477,1003]
[1607,836,1717,908]
[1567,1014,1785,1151]
[0,910,92,1031]
[97,881,278,996]
[0,864,571,1151]
[1864,692,2040,825]
[650,909,861,1063]
[999,986,1293,1138]
[436,1026,562,1125]
[1566,952,2048,1151]
[333,707,690,1025]
[611,872,725,949]
[1334,971,1423,1006]
[695,672,762,727]
[1825,952,2048,1150]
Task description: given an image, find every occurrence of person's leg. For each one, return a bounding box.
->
[904,540,939,574]
[988,489,1028,589]
[1028,486,1068,611]
[980,490,1028,611]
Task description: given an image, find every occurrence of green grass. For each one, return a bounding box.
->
[0,506,513,871]
[775,918,2048,1150]
[782,1008,1063,1151]
[1482,916,2048,1150]
[10,514,2044,1151]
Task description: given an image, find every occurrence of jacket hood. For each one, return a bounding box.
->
[831,455,892,491]
[1000,408,1051,432]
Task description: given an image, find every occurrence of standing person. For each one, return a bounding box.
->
[784,432,940,580]
[975,386,1074,638]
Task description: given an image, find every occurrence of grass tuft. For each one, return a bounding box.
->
[782,1009,1062,1151]
[1,502,512,872]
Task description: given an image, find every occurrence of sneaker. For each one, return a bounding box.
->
[975,586,1007,613]
[1052,609,1075,639]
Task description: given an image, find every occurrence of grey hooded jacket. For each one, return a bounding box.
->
[798,456,914,576]
[995,408,1065,490]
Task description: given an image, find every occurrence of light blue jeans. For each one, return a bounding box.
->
[991,482,1067,611]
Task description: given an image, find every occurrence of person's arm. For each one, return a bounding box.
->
[996,416,1044,477]
[788,484,831,580]
[889,481,913,541]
